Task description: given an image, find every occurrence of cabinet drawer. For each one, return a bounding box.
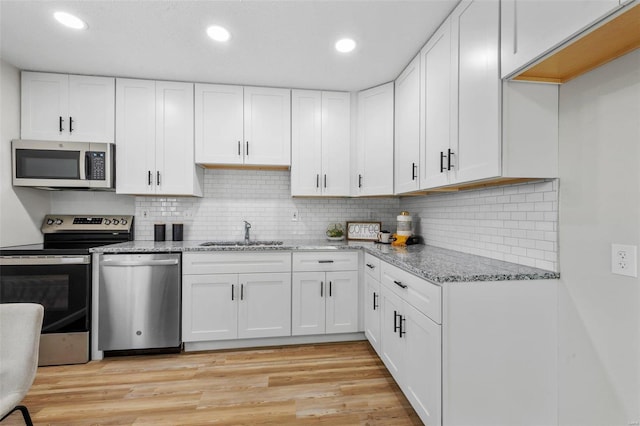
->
[292,251,359,272]
[381,262,441,324]
[364,253,381,281]
[183,252,291,275]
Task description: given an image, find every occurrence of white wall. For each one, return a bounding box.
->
[558,50,639,425]
[0,59,49,246]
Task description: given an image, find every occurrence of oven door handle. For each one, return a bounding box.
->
[0,256,91,266]
[101,259,179,267]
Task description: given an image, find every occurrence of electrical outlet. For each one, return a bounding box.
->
[612,244,638,277]
[292,210,299,221]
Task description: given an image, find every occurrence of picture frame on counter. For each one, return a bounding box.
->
[346,222,381,241]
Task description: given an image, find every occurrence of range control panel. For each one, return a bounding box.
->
[41,215,134,233]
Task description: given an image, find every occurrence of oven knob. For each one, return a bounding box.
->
[104,219,112,225]
[55,219,63,225]
[112,219,120,225]
[46,218,54,225]
[120,219,128,225]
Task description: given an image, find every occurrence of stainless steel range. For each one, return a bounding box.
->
[0,214,134,366]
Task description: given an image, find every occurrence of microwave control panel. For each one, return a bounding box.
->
[86,152,106,180]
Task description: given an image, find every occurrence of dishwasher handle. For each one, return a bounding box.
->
[101,259,179,267]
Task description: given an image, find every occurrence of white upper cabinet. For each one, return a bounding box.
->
[21,72,114,143]
[420,18,453,190]
[116,78,203,196]
[394,55,421,194]
[115,79,156,195]
[291,90,350,196]
[452,0,501,184]
[355,82,394,196]
[501,0,621,79]
[195,84,244,165]
[195,85,291,166]
[415,0,557,191]
[243,86,291,166]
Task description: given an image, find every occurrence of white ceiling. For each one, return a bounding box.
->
[0,0,459,92]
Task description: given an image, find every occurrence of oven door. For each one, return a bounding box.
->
[0,255,91,333]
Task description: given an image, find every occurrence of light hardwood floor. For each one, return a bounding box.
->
[4,341,422,425]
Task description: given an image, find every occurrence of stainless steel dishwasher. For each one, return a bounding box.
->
[98,253,181,351]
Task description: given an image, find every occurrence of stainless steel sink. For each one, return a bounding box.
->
[200,240,284,247]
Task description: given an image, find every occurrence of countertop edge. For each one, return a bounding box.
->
[91,241,560,284]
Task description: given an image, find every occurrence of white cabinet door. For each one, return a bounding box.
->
[325,271,359,334]
[356,82,394,196]
[116,79,202,196]
[115,78,156,195]
[291,90,322,196]
[21,72,114,143]
[292,272,326,336]
[394,55,421,194]
[404,302,442,426]
[501,0,620,78]
[291,90,350,196]
[452,0,501,184]
[364,274,382,354]
[68,75,115,143]
[420,19,454,189]
[21,72,68,141]
[380,286,405,384]
[182,274,238,342]
[238,272,291,339]
[321,91,351,196]
[155,81,200,196]
[194,84,244,165]
[243,86,291,166]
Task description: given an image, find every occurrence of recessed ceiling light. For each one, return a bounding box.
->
[53,11,87,30]
[207,25,231,42]
[335,38,356,53]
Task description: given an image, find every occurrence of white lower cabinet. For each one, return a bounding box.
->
[182,252,292,342]
[369,256,558,426]
[363,254,382,354]
[292,252,359,336]
[379,263,442,425]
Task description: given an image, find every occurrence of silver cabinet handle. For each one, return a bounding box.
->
[318,260,334,264]
[102,259,179,267]
[0,255,90,266]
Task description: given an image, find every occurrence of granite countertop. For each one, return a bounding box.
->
[91,240,559,284]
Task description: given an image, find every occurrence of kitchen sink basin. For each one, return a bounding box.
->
[200,240,284,247]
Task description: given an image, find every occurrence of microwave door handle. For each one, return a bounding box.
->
[83,151,90,180]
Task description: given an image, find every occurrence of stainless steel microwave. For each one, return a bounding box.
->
[12,140,115,190]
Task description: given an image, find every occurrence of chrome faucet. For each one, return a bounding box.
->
[243,220,252,244]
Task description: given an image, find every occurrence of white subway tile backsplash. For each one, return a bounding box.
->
[400,179,558,272]
[132,171,558,272]
[135,169,400,242]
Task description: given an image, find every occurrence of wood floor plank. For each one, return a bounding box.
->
[5,341,421,425]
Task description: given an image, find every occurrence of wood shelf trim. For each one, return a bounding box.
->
[513,2,640,84]
[200,164,290,171]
